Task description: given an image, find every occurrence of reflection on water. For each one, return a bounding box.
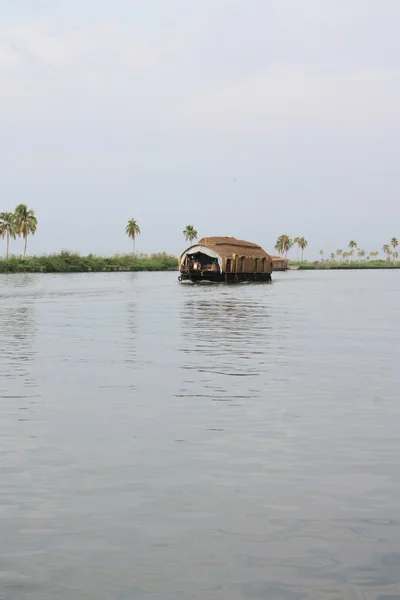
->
[0,300,37,403]
[178,294,273,413]
[0,271,400,599]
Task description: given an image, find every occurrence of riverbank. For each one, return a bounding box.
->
[0,251,178,273]
[291,260,400,270]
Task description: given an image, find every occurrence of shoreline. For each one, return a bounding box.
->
[294,263,400,270]
[0,252,178,274]
[1,253,399,274]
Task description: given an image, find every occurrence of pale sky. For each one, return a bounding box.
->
[1,0,399,258]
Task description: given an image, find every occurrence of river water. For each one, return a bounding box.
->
[1,270,400,599]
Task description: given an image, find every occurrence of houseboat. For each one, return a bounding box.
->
[270,255,289,271]
[179,237,273,283]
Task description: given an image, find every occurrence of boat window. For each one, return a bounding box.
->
[254,258,258,272]
[226,259,231,272]
[261,258,266,272]
[240,256,245,272]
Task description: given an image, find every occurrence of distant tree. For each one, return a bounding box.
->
[391,237,399,253]
[330,252,335,262]
[125,218,141,254]
[342,251,350,263]
[382,244,392,262]
[0,212,17,258]
[274,234,293,257]
[336,249,343,261]
[14,204,38,258]
[319,250,324,261]
[357,249,366,261]
[183,225,198,245]
[298,237,308,261]
[348,240,357,262]
[293,237,301,261]
[370,251,379,259]
[393,251,399,262]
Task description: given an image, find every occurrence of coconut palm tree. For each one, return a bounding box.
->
[382,244,392,262]
[370,251,379,259]
[344,251,353,263]
[330,252,335,262]
[336,249,343,261]
[391,238,399,253]
[274,234,293,257]
[125,218,141,254]
[14,204,38,258]
[274,237,284,256]
[298,237,308,261]
[183,225,198,245]
[0,212,17,258]
[393,251,399,262]
[348,240,357,261]
[284,235,294,257]
[357,249,366,261]
[293,237,301,261]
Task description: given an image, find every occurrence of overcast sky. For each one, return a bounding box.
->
[1,0,399,258]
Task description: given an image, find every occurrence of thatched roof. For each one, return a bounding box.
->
[196,237,271,259]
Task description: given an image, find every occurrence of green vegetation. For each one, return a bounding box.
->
[0,251,178,274]
[276,235,399,268]
[295,260,400,270]
[183,225,198,245]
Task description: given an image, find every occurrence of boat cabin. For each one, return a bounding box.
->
[179,237,272,283]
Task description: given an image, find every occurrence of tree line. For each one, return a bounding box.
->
[274,235,399,263]
[320,238,399,263]
[3,213,397,265]
[0,205,37,258]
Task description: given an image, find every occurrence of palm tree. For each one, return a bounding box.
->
[274,234,293,257]
[14,204,38,258]
[0,212,17,258]
[125,218,141,254]
[319,250,324,261]
[330,252,335,262]
[336,249,343,261]
[383,244,392,262]
[370,251,379,260]
[183,225,198,246]
[357,249,366,261]
[391,238,399,253]
[293,237,301,261]
[298,237,308,262]
[393,251,399,262]
[348,240,357,262]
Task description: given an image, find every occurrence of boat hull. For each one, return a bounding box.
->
[179,271,272,283]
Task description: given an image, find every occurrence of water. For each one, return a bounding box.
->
[1,270,400,599]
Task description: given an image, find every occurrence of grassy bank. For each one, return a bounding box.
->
[291,260,400,270]
[0,251,178,274]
